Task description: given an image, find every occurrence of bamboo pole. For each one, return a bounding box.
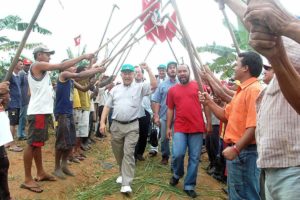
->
[170,0,204,92]
[94,0,160,55]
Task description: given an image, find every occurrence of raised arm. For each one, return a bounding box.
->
[33,53,94,73]
[140,62,157,90]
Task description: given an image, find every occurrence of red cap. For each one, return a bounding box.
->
[23,58,32,65]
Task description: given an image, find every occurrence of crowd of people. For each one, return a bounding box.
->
[0,0,300,199]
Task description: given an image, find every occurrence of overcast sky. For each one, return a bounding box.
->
[1,0,298,75]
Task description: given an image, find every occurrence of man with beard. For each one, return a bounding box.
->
[199,52,262,199]
[100,63,157,194]
[166,64,211,198]
[151,61,177,165]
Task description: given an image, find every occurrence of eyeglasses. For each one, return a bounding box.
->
[264,66,272,71]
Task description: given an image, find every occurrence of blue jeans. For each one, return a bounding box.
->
[17,105,28,138]
[227,145,260,200]
[160,119,171,158]
[172,132,203,190]
[264,167,300,200]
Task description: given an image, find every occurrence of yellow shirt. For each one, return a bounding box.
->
[73,88,81,109]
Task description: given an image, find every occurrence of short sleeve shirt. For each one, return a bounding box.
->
[224,77,261,144]
[166,81,205,133]
[105,82,152,121]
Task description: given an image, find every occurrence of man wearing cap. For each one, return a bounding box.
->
[100,63,157,193]
[21,45,94,193]
[157,64,167,84]
[17,58,32,141]
[151,61,177,165]
[6,59,24,152]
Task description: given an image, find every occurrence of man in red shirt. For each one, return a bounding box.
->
[166,64,211,198]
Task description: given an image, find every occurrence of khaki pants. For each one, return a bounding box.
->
[110,120,139,186]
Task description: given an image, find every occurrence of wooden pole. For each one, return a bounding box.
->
[219,1,241,54]
[4,0,46,81]
[95,4,119,58]
[143,43,155,62]
[94,0,160,55]
[166,38,179,64]
[170,0,205,92]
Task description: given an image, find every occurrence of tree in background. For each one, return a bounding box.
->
[197,19,251,80]
[0,15,52,80]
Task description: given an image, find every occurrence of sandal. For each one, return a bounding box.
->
[34,174,56,182]
[20,183,43,193]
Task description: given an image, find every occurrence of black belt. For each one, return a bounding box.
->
[113,118,138,124]
[227,143,256,148]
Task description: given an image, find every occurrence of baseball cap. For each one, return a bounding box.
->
[121,64,135,72]
[33,45,55,55]
[157,64,167,69]
[23,58,33,65]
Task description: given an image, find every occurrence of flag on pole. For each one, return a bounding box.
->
[141,0,166,43]
[166,11,177,41]
[74,35,81,46]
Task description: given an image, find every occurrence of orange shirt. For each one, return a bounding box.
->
[224,77,261,144]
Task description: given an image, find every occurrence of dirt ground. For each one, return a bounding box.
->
[7,129,227,200]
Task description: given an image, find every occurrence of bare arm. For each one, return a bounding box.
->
[199,92,227,122]
[245,0,300,113]
[74,80,92,92]
[33,53,94,72]
[166,108,174,139]
[203,105,212,133]
[206,74,233,103]
[61,67,106,82]
[140,63,157,90]
[269,40,300,114]
[99,106,110,134]
[222,127,256,160]
[152,102,161,126]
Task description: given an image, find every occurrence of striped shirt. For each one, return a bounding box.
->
[256,77,300,168]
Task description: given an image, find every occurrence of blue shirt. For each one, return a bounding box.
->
[19,70,30,106]
[54,79,74,115]
[7,73,22,110]
[151,78,178,120]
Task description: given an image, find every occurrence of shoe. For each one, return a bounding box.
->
[149,151,157,157]
[116,176,122,184]
[169,176,179,186]
[184,190,197,198]
[120,185,132,193]
[136,154,145,161]
[161,157,168,165]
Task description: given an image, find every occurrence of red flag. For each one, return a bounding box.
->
[74,35,81,46]
[166,11,177,41]
[141,0,166,43]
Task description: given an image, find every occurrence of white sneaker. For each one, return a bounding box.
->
[116,176,122,184]
[120,185,132,193]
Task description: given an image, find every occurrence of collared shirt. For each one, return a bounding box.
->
[224,77,261,144]
[256,77,300,168]
[151,78,178,120]
[105,82,152,121]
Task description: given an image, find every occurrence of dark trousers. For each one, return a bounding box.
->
[96,106,106,137]
[206,125,220,166]
[0,147,10,200]
[135,110,151,156]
